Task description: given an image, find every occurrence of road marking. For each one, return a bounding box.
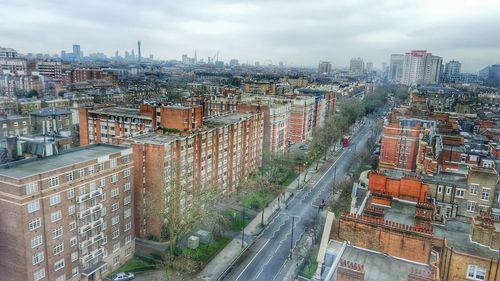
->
[235,239,271,281]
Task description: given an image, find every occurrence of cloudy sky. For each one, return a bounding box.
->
[1,0,499,71]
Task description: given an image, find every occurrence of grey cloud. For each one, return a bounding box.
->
[0,0,499,71]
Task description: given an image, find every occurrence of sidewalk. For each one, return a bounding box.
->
[198,148,343,281]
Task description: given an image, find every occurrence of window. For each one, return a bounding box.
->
[111,174,118,183]
[124,168,130,178]
[54,258,65,271]
[481,190,489,201]
[124,222,132,232]
[445,186,452,195]
[124,182,131,192]
[112,202,119,212]
[113,255,120,265]
[79,185,85,195]
[53,242,64,255]
[111,188,119,197]
[124,208,131,219]
[467,264,486,280]
[51,211,62,222]
[68,205,75,215]
[34,269,45,281]
[110,158,117,168]
[437,185,443,193]
[69,221,76,231]
[31,235,43,248]
[71,252,78,262]
[99,178,106,187]
[48,176,60,188]
[72,267,79,276]
[33,252,44,265]
[112,215,120,226]
[124,195,131,205]
[78,169,84,178]
[29,218,41,231]
[70,236,77,247]
[125,235,132,244]
[50,194,61,206]
[455,189,465,198]
[67,188,74,199]
[27,200,40,213]
[125,247,132,256]
[55,274,66,281]
[467,201,476,212]
[98,163,104,171]
[52,226,63,239]
[113,242,120,253]
[112,228,120,239]
[65,173,73,182]
[470,184,478,195]
[26,182,38,195]
[88,165,94,175]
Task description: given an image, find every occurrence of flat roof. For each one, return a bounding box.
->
[323,241,432,281]
[128,133,180,144]
[89,107,151,119]
[382,200,416,226]
[0,144,128,179]
[204,113,252,127]
[433,219,499,259]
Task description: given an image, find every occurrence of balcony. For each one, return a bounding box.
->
[76,189,103,204]
[79,218,103,235]
[78,203,103,220]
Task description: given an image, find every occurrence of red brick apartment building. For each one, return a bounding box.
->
[117,112,264,238]
[79,104,203,145]
[0,144,134,281]
[379,117,437,172]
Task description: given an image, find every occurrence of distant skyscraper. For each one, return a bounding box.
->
[366,62,373,72]
[194,50,197,63]
[349,58,364,76]
[60,50,66,60]
[318,61,332,74]
[401,50,442,86]
[389,54,404,82]
[444,60,461,81]
[72,44,81,60]
[137,41,141,62]
[229,59,239,67]
[131,49,135,61]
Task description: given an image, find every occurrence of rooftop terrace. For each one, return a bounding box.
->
[0,144,129,179]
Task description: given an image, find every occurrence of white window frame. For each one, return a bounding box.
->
[27,200,40,213]
[50,194,61,206]
[32,252,44,265]
[111,174,118,183]
[467,264,486,280]
[48,176,60,188]
[29,218,42,231]
[31,235,43,248]
[51,210,62,222]
[26,182,38,195]
[54,258,65,271]
[34,268,45,281]
[67,188,75,199]
[52,226,63,239]
[53,242,64,255]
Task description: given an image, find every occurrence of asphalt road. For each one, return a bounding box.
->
[222,121,374,281]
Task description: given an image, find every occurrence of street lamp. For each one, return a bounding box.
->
[241,205,245,248]
[289,215,297,257]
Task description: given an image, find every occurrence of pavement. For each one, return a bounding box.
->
[215,121,374,281]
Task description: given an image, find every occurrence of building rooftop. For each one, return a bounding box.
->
[30,107,71,116]
[0,144,129,179]
[204,112,253,127]
[380,199,416,226]
[127,133,180,144]
[0,114,26,121]
[433,219,499,259]
[88,107,150,119]
[322,241,433,281]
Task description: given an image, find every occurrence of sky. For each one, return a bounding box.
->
[1,0,499,72]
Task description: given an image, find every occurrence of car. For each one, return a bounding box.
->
[111,272,135,281]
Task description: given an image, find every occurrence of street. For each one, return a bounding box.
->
[221,121,374,281]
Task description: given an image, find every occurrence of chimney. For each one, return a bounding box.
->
[6,135,18,161]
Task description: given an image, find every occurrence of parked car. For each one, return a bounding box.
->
[111,272,135,281]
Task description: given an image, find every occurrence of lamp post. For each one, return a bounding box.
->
[289,216,295,257]
[241,205,245,248]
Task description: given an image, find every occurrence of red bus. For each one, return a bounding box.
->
[342,135,351,147]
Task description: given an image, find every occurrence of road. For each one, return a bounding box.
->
[222,121,374,281]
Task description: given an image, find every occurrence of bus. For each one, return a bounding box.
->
[342,135,351,147]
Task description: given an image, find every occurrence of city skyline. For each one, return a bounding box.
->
[1,0,500,71]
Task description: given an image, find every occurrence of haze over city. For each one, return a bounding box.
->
[1,0,499,71]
